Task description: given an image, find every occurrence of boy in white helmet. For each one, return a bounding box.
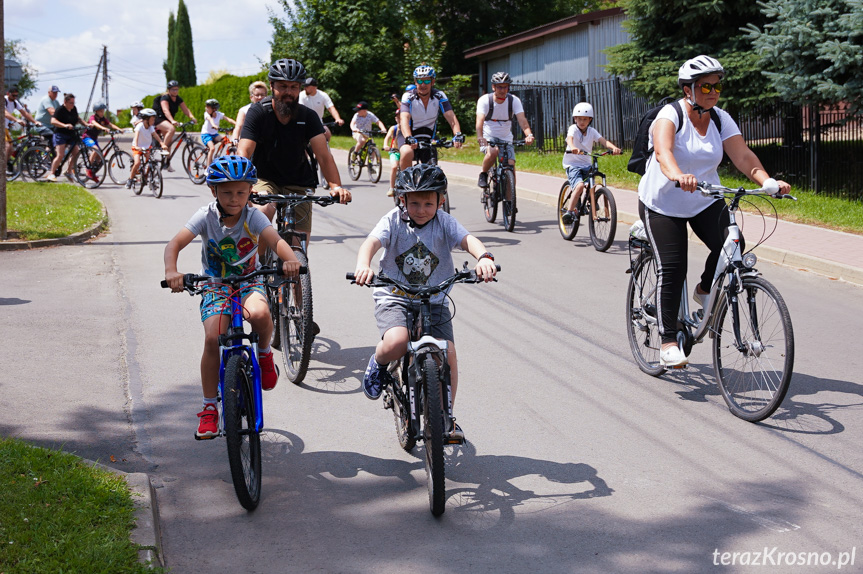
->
[561,102,621,224]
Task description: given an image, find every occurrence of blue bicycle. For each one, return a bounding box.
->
[161,264,301,510]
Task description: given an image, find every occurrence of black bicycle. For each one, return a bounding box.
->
[346,263,500,516]
[557,150,617,251]
[22,127,106,188]
[132,148,164,198]
[101,130,134,185]
[250,193,342,384]
[6,123,51,181]
[394,137,454,213]
[481,138,525,232]
[347,130,383,183]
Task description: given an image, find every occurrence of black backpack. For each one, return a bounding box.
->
[485,93,513,123]
[627,99,721,175]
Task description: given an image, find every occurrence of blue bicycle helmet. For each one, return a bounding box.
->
[405,84,416,92]
[413,65,436,79]
[206,155,258,186]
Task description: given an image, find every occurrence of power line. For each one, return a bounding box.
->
[40,65,100,75]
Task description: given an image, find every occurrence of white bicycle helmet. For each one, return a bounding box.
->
[571,102,594,118]
[678,55,724,87]
[139,108,157,118]
[490,71,512,85]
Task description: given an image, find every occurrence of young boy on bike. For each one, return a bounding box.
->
[349,101,387,155]
[163,155,301,438]
[352,164,497,441]
[202,98,237,168]
[126,108,167,189]
[561,102,621,224]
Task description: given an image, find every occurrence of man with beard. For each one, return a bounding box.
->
[238,58,351,232]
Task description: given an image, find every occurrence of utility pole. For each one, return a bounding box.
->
[86,49,105,114]
[1,0,7,241]
[101,46,109,111]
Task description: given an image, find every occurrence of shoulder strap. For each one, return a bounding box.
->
[486,93,495,121]
[709,108,722,133]
[671,100,684,133]
[260,96,274,114]
[507,94,513,121]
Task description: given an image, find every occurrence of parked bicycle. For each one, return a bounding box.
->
[160,264,301,510]
[394,137,454,213]
[557,150,617,251]
[481,138,525,232]
[22,127,105,188]
[250,192,342,384]
[6,123,51,181]
[132,148,164,198]
[625,180,796,422]
[101,130,134,185]
[347,129,383,183]
[346,263,500,516]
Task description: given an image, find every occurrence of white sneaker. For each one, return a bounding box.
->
[693,287,710,310]
[43,173,58,182]
[387,188,395,197]
[660,345,689,367]
[164,164,175,173]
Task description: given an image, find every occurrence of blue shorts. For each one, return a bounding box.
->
[201,133,222,146]
[565,166,590,189]
[53,132,79,147]
[200,281,266,322]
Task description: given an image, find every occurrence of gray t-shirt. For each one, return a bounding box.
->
[185,203,272,277]
[35,95,60,129]
[370,207,469,305]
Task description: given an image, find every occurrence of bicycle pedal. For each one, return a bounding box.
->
[444,435,465,445]
[194,433,219,441]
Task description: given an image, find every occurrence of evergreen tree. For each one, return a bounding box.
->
[163,11,176,83]
[746,0,863,114]
[173,0,197,87]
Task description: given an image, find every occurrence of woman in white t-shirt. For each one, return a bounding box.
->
[638,55,790,367]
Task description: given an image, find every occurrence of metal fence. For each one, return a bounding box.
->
[509,78,863,198]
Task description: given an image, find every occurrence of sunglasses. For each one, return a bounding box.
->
[416,79,432,85]
[697,82,723,94]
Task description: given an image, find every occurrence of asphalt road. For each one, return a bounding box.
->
[2,163,862,573]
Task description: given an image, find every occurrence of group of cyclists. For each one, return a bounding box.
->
[159,53,789,440]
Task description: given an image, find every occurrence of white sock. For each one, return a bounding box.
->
[202,397,218,409]
[259,346,271,355]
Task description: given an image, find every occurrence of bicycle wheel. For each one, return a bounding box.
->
[74,147,106,189]
[187,145,208,185]
[712,276,794,422]
[6,147,23,181]
[482,174,498,223]
[366,146,382,183]
[278,250,313,384]
[501,169,517,232]
[108,150,134,185]
[223,354,262,510]
[588,187,617,252]
[149,163,164,198]
[348,149,362,180]
[136,165,147,195]
[626,250,666,376]
[391,360,416,452]
[23,147,52,180]
[557,182,579,240]
[421,355,446,516]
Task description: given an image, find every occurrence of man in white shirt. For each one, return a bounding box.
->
[475,72,534,188]
[298,77,343,141]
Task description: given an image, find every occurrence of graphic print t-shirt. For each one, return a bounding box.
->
[369,207,469,305]
[185,203,272,277]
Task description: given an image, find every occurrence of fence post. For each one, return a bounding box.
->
[614,78,625,146]
[810,104,820,193]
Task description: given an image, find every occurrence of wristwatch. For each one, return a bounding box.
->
[478,251,495,262]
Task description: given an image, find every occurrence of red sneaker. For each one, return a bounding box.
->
[196,404,219,439]
[86,168,100,183]
[259,351,279,391]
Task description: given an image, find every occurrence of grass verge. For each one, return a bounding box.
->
[329,135,863,234]
[0,437,161,573]
[5,181,104,241]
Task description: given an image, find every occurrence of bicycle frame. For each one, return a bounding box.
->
[218,287,264,434]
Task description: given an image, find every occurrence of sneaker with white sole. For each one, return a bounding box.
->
[693,286,709,310]
[43,173,58,182]
[660,345,689,367]
[196,404,219,439]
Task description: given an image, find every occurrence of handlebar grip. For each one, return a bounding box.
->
[160,280,169,288]
[346,272,356,281]
[495,264,502,272]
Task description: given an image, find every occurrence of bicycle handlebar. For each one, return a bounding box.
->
[346,264,502,295]
[564,149,610,157]
[161,264,308,291]
[676,180,797,201]
[413,138,453,149]
[485,139,527,147]
[249,193,344,206]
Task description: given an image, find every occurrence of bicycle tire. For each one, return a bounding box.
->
[393,359,416,451]
[23,147,52,180]
[223,354,262,510]
[180,142,193,177]
[557,182,579,240]
[588,187,617,252]
[278,250,313,384]
[421,355,446,516]
[482,174,498,223]
[74,147,106,189]
[626,250,666,376]
[367,146,382,183]
[261,250,282,351]
[136,164,148,195]
[501,169,517,232]
[108,150,134,185]
[187,145,208,185]
[712,276,794,422]
[6,146,23,181]
[150,163,164,198]
[348,149,361,180]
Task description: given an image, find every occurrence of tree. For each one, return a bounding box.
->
[746,0,863,115]
[4,40,37,97]
[605,0,774,112]
[163,11,176,83]
[173,0,197,86]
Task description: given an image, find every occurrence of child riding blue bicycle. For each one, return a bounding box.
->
[163,155,301,438]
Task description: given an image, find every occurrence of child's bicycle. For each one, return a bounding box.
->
[347,130,383,183]
[346,262,501,516]
[557,150,618,251]
[250,192,343,384]
[160,264,302,510]
[480,138,526,232]
[132,148,164,198]
[625,180,796,422]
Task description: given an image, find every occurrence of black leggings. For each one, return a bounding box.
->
[639,200,731,345]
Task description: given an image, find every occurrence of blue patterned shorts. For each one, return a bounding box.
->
[200,281,266,322]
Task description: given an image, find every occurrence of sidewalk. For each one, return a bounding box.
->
[334,148,863,287]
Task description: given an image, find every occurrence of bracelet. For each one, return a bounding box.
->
[478,251,494,262]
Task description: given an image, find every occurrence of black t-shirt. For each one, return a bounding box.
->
[53,105,80,137]
[154,94,184,122]
[240,102,325,187]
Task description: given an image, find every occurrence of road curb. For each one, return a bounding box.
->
[86,459,164,569]
[444,171,863,288]
[0,195,108,251]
